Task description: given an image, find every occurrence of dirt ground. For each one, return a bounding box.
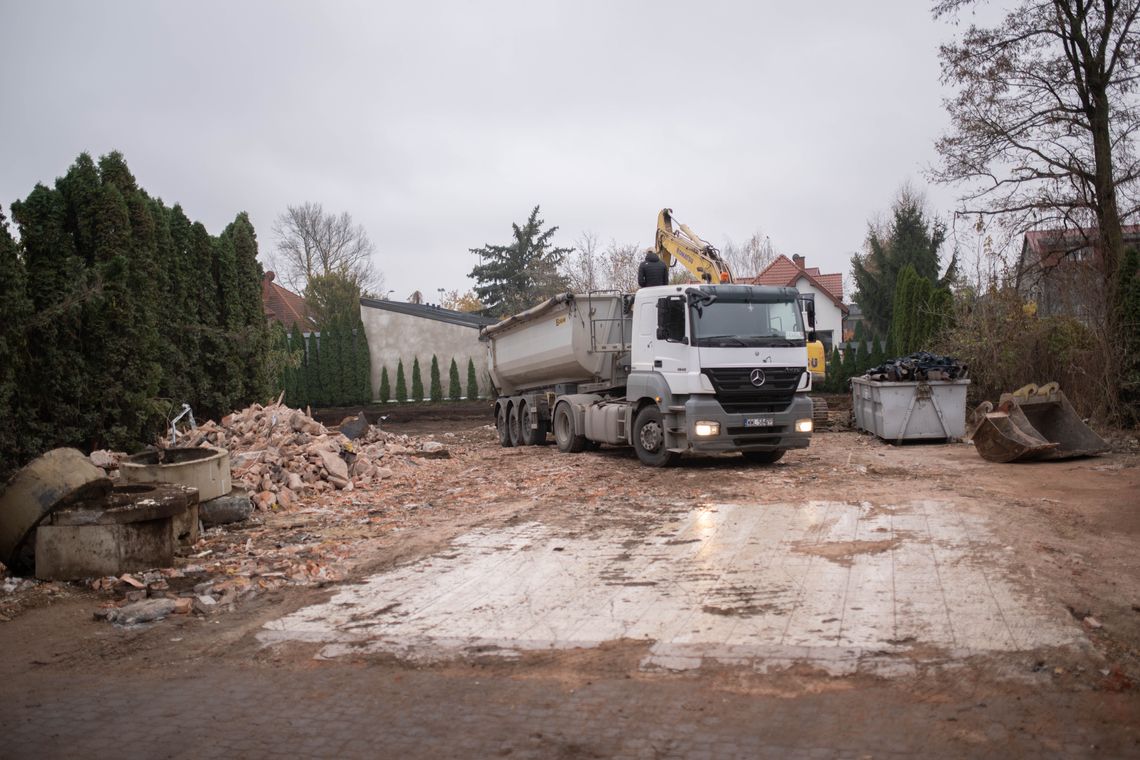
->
[1,400,1138,757]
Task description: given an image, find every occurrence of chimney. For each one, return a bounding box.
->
[792,254,805,269]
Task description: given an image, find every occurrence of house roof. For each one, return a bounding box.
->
[1021,225,1140,269]
[746,255,848,313]
[360,297,497,329]
[261,272,314,331]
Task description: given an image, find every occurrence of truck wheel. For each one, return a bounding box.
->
[508,404,525,447]
[496,405,513,448]
[742,449,785,464]
[553,402,587,453]
[519,402,547,446]
[633,406,680,467]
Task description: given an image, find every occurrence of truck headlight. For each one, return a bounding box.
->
[795,419,813,433]
[694,421,720,437]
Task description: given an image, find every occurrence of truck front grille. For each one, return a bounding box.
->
[702,367,803,414]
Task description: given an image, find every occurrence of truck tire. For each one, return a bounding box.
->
[496,404,513,448]
[633,406,680,467]
[520,402,547,446]
[742,449,785,464]
[553,402,587,453]
[508,404,525,447]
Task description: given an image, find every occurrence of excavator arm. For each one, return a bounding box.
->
[654,208,734,284]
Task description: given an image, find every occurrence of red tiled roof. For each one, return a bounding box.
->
[261,272,313,331]
[746,255,847,312]
[1022,225,1140,268]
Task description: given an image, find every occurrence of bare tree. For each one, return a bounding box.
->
[272,202,383,294]
[562,231,603,292]
[933,0,1140,279]
[603,241,642,292]
[721,232,776,280]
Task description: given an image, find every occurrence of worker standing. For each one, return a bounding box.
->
[637,249,668,287]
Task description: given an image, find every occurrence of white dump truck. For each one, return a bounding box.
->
[481,284,816,466]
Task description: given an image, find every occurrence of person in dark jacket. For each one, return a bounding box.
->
[637,249,669,287]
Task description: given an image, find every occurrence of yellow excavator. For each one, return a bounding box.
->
[654,208,829,423]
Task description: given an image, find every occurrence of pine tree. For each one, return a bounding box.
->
[468,206,572,317]
[466,358,479,400]
[448,358,461,401]
[429,355,443,401]
[395,360,408,402]
[379,367,391,404]
[411,357,424,402]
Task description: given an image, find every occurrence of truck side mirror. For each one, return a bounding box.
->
[808,331,818,343]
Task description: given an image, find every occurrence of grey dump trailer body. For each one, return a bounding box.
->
[481,286,814,467]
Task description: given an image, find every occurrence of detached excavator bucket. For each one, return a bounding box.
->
[970,387,1109,463]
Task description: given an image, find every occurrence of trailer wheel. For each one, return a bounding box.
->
[633,406,680,467]
[508,404,525,447]
[742,449,785,464]
[519,402,547,446]
[496,404,513,447]
[553,403,587,453]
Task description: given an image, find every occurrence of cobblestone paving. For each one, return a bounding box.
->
[2,663,1136,759]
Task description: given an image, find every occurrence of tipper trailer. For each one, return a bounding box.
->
[480,284,816,467]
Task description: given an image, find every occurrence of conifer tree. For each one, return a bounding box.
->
[353,320,371,403]
[411,357,424,402]
[0,209,32,476]
[222,212,270,405]
[448,358,461,401]
[288,323,308,407]
[379,366,391,404]
[13,182,91,449]
[320,323,341,405]
[466,358,479,400]
[306,330,323,406]
[395,359,408,402]
[430,355,443,401]
[825,348,844,392]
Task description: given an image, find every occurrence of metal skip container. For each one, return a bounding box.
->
[852,377,971,442]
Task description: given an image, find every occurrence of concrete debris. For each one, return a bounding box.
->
[88,450,122,471]
[199,488,253,526]
[95,598,177,625]
[173,400,450,500]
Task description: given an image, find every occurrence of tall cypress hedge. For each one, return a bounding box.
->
[1,151,271,476]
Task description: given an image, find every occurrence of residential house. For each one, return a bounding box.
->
[1016,225,1140,324]
[359,298,496,400]
[744,254,847,352]
[261,271,315,332]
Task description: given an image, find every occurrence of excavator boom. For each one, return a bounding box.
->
[655,208,733,284]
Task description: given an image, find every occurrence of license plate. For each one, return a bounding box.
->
[744,417,774,428]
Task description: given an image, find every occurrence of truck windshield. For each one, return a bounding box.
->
[689,297,806,348]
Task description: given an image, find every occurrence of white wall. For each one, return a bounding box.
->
[359,305,490,400]
[793,276,844,351]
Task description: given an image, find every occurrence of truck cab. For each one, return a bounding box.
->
[622,284,815,464]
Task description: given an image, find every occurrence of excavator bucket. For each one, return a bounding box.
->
[969,386,1109,463]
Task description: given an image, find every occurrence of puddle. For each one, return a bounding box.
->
[259,500,1085,674]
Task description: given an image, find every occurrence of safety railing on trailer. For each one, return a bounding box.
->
[584,290,631,354]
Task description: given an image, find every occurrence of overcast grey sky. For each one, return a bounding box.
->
[1,1,972,301]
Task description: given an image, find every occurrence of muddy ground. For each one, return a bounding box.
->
[1,400,1138,757]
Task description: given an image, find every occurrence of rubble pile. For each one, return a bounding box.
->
[861,352,968,382]
[174,401,450,511]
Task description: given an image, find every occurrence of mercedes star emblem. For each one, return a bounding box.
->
[750,368,766,387]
